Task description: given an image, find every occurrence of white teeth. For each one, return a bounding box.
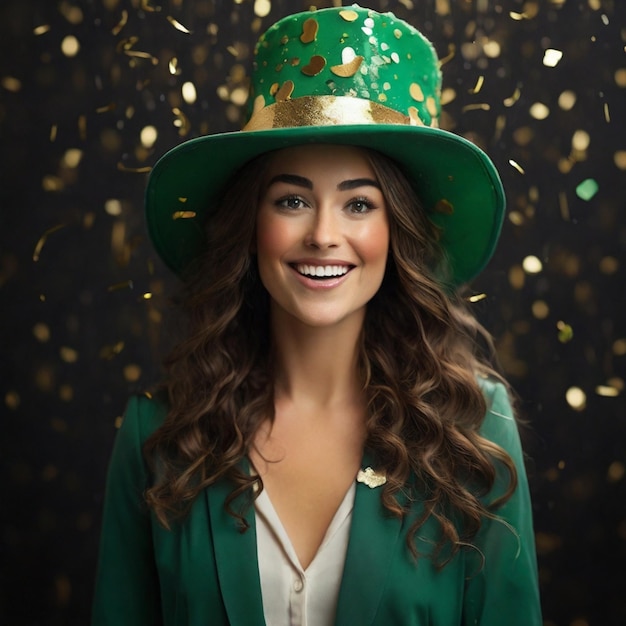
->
[295,264,350,277]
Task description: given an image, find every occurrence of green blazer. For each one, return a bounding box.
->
[92,380,541,625]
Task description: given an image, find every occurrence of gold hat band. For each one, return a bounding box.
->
[242,95,437,131]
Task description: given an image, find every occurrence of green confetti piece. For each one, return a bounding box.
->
[575,178,599,201]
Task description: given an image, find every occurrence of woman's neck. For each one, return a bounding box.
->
[269,309,364,411]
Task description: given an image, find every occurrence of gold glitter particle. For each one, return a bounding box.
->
[467,293,487,303]
[509,159,525,174]
[599,256,619,274]
[172,107,190,136]
[254,0,271,18]
[565,387,586,411]
[330,56,364,78]
[60,347,79,364]
[558,90,577,111]
[522,255,542,273]
[0,76,22,93]
[614,151,626,170]
[532,300,550,319]
[33,224,66,262]
[613,339,626,356]
[33,323,51,343]
[557,321,574,343]
[275,80,294,101]
[615,68,626,87]
[99,342,125,360]
[269,83,279,96]
[124,364,142,382]
[59,384,74,402]
[543,49,563,68]
[182,81,197,104]
[393,28,402,39]
[142,293,153,300]
[530,102,550,119]
[61,35,80,57]
[301,55,326,76]
[409,83,424,102]
[107,280,133,292]
[34,24,51,36]
[117,163,151,173]
[339,10,359,22]
[596,385,620,398]
[462,103,490,112]
[166,16,191,34]
[5,391,20,410]
[469,75,484,94]
[504,87,521,107]
[607,462,625,483]
[172,210,196,220]
[300,18,319,44]
[112,10,128,36]
[435,199,454,215]
[378,93,387,103]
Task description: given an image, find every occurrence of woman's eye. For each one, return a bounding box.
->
[348,198,374,213]
[277,196,304,209]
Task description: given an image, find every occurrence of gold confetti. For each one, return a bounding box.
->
[172,211,197,219]
[167,16,192,34]
[300,18,318,43]
[33,224,66,262]
[107,280,134,292]
[435,199,454,215]
[99,342,125,360]
[330,56,364,78]
[275,80,294,101]
[1,76,22,92]
[34,24,51,36]
[565,387,586,411]
[461,103,490,112]
[504,87,521,107]
[509,159,525,174]
[467,293,487,303]
[409,83,424,102]
[604,102,610,123]
[301,55,326,76]
[596,385,620,398]
[140,0,160,12]
[116,163,151,173]
[557,321,574,343]
[469,75,484,94]
[95,102,116,113]
[112,10,128,36]
[339,10,359,21]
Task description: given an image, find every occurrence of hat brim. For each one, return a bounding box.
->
[145,124,505,285]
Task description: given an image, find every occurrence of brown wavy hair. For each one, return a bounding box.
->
[143,147,518,565]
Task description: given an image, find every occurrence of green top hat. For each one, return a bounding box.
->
[146,5,505,286]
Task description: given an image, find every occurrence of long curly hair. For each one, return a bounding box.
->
[143,147,517,565]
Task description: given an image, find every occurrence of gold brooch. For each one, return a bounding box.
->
[356,467,387,489]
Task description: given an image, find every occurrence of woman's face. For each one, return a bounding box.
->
[256,144,389,330]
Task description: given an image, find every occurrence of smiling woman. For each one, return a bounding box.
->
[92,6,542,626]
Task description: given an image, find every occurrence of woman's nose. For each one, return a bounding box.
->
[304,206,340,249]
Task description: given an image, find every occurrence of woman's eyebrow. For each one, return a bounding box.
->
[266,174,312,189]
[337,178,381,191]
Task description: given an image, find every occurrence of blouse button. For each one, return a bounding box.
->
[293,578,304,592]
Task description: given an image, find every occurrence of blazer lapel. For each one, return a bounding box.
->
[206,477,266,626]
[335,458,403,625]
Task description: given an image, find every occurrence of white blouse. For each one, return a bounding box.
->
[254,483,356,626]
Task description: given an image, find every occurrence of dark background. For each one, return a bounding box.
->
[1,0,625,624]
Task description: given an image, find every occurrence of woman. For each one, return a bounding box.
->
[93,6,542,625]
